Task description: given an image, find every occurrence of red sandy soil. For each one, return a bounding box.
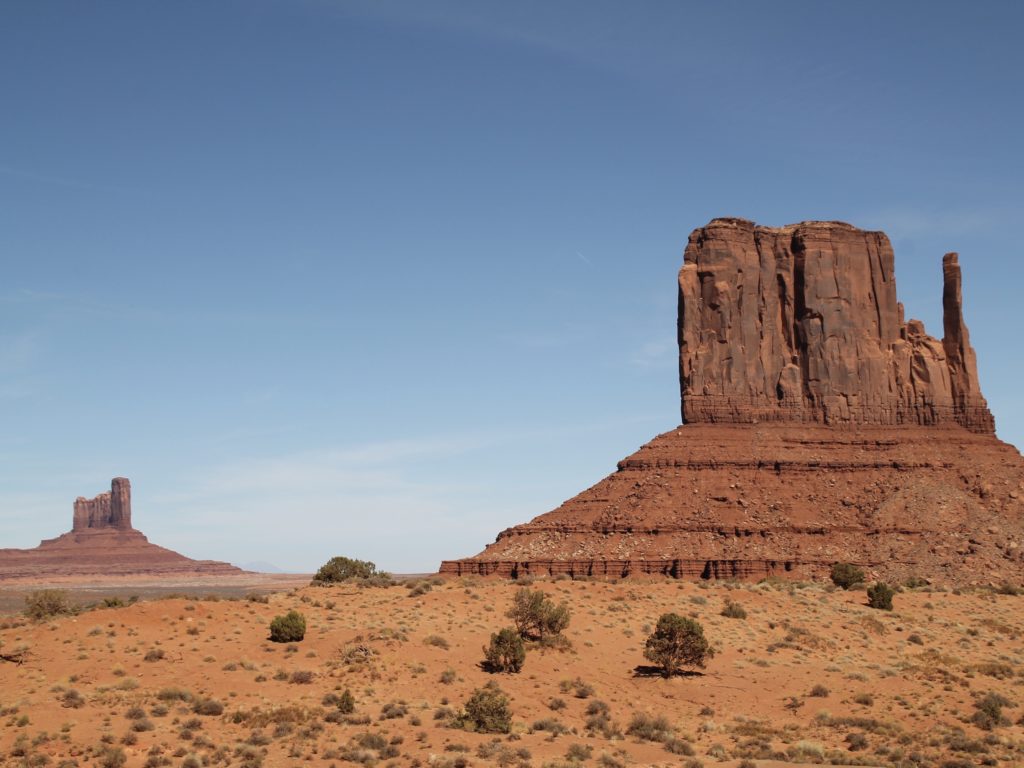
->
[2,575,1022,767]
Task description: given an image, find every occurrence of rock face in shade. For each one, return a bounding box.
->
[678,219,994,432]
[0,478,242,580]
[441,219,1023,585]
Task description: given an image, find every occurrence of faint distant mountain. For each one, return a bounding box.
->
[237,561,285,573]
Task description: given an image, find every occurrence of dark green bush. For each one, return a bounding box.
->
[268,610,306,642]
[458,682,512,733]
[312,557,378,584]
[830,563,865,590]
[867,582,895,611]
[643,613,713,677]
[506,587,570,640]
[483,628,526,673]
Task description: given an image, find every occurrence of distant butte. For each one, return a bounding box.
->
[441,219,1024,584]
[0,478,242,580]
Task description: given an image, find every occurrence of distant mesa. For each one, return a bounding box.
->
[441,219,1024,584]
[0,477,242,580]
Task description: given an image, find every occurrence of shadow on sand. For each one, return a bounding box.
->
[631,665,705,678]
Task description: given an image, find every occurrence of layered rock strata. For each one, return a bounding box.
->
[441,219,1023,584]
[0,478,241,580]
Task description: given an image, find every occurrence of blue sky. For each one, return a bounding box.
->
[2,1,1021,572]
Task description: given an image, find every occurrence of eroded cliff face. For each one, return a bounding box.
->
[441,219,1021,584]
[678,219,994,433]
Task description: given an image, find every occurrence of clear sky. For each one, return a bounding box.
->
[2,1,1022,573]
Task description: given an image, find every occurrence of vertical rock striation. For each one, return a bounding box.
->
[678,219,994,432]
[73,477,133,531]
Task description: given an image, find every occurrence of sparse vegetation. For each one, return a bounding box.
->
[268,610,306,642]
[643,613,713,676]
[720,600,747,619]
[456,682,512,734]
[971,692,1014,730]
[483,627,526,673]
[830,563,865,590]
[506,587,571,641]
[867,582,895,611]
[24,590,74,621]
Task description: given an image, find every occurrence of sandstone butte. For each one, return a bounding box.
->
[441,218,1024,584]
[0,477,241,580]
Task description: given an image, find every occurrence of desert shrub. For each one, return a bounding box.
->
[97,747,127,768]
[156,687,191,702]
[192,699,224,716]
[583,699,619,738]
[268,610,306,642]
[143,648,165,662]
[809,684,830,698]
[483,628,526,673]
[458,682,512,734]
[565,743,593,761]
[407,580,432,597]
[971,661,1016,679]
[720,600,747,619]
[664,736,695,755]
[846,732,868,751]
[867,582,895,611]
[340,689,356,713]
[312,556,378,584]
[532,717,569,735]
[643,613,713,677]
[627,712,674,742]
[549,698,567,711]
[61,689,86,709]
[380,701,408,719]
[830,563,865,590]
[424,634,450,649]
[506,587,571,640]
[24,590,74,621]
[971,692,1014,730]
[439,668,457,684]
[289,670,314,684]
[102,597,125,608]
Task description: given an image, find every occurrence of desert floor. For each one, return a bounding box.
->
[1,575,1023,767]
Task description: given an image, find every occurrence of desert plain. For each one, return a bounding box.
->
[2,574,1023,768]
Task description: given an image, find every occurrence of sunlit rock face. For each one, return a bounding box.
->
[442,219,1021,584]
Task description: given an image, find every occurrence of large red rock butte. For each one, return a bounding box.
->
[0,478,242,580]
[441,219,1024,584]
